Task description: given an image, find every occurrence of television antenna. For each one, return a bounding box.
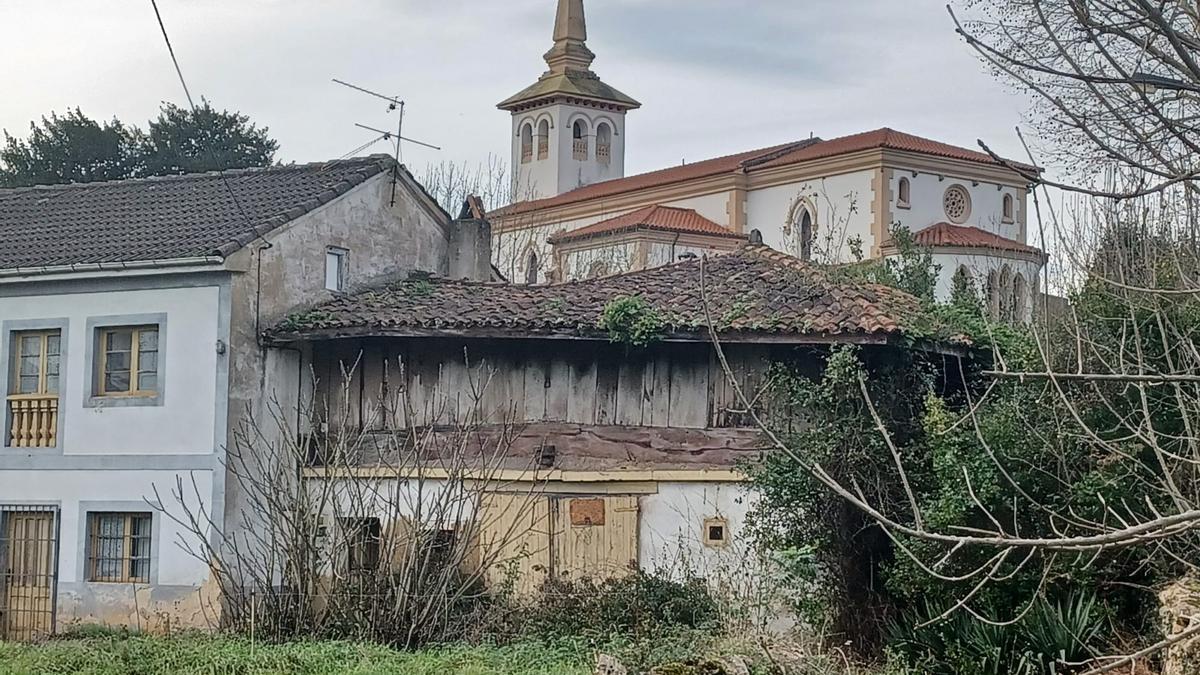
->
[332,78,442,206]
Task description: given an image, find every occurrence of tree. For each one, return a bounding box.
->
[0,109,140,188]
[0,101,278,188]
[140,99,278,176]
[738,3,1200,672]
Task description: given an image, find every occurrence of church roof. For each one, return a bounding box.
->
[498,0,639,111]
[887,222,1045,257]
[497,128,1037,218]
[548,205,744,245]
[269,245,951,344]
[497,139,821,216]
[0,156,414,270]
[498,70,640,111]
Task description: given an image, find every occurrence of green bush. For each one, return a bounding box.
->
[598,295,665,347]
[886,592,1106,675]
[534,572,719,639]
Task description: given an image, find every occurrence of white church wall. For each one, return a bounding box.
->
[561,242,638,280]
[646,242,713,267]
[659,192,731,227]
[929,251,1041,321]
[746,171,876,261]
[892,171,1023,241]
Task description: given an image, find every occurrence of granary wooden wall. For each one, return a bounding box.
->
[306,337,820,432]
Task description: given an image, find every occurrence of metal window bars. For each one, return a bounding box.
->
[0,505,60,641]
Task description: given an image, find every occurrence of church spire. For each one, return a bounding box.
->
[544,0,595,74]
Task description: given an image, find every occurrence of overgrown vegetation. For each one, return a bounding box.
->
[599,295,666,347]
[750,227,1186,672]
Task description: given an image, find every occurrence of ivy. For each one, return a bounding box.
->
[598,295,665,347]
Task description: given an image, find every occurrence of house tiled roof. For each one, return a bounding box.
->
[498,128,1036,218]
[271,245,940,343]
[547,205,744,245]
[0,156,401,270]
[895,222,1044,257]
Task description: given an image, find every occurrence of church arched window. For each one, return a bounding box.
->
[525,249,539,285]
[520,123,533,164]
[537,120,550,160]
[1002,194,1015,224]
[987,269,1000,320]
[572,120,589,160]
[596,123,612,165]
[898,177,911,209]
[998,265,1014,321]
[797,206,814,261]
[1011,272,1027,323]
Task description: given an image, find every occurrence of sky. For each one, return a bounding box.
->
[0,0,1038,180]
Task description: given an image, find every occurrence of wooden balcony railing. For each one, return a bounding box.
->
[572,139,588,160]
[520,146,533,164]
[596,143,611,165]
[7,395,58,448]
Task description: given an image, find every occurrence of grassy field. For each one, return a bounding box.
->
[0,635,598,675]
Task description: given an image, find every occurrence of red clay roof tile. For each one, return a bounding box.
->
[895,222,1044,256]
[547,205,744,244]
[499,128,1035,217]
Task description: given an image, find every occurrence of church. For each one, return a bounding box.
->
[491,0,1046,323]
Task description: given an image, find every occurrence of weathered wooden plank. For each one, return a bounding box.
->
[360,341,387,430]
[614,354,646,426]
[644,353,672,428]
[594,346,619,426]
[671,351,710,429]
[546,358,570,422]
[568,346,599,425]
[523,353,549,423]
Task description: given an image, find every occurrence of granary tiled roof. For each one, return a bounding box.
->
[0,156,402,270]
[547,205,744,245]
[270,245,939,344]
[892,222,1045,257]
[498,128,1037,218]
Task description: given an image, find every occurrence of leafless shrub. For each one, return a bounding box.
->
[154,356,546,647]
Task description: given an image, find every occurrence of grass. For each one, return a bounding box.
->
[0,634,596,675]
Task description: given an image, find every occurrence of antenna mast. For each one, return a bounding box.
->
[332,78,442,206]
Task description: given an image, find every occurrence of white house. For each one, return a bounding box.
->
[492,0,1047,323]
[0,157,490,638]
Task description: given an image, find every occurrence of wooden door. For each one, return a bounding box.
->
[551,496,639,584]
[1,510,57,641]
[476,493,552,597]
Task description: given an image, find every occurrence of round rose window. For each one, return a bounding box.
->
[943,185,972,223]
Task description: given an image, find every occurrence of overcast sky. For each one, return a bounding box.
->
[0,0,1037,178]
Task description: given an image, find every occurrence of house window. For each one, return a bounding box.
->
[1002,194,1015,224]
[98,326,159,397]
[343,517,381,572]
[897,177,911,209]
[943,185,972,224]
[7,330,62,448]
[11,331,60,396]
[87,512,152,583]
[703,517,730,549]
[325,247,348,292]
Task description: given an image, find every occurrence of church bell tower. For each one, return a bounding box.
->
[499,0,640,201]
